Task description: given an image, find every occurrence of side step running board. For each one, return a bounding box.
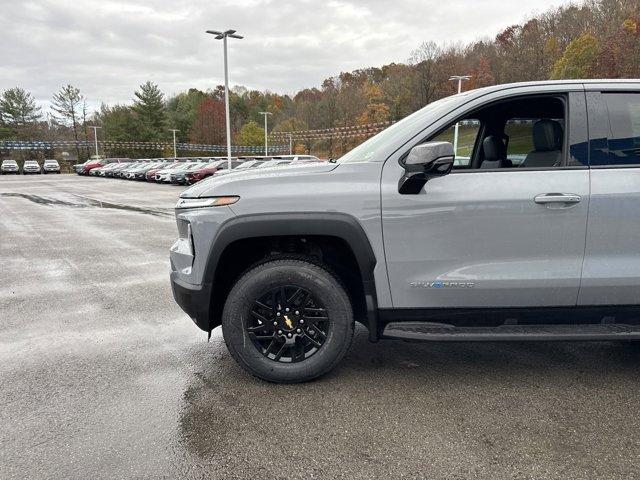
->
[382,322,640,342]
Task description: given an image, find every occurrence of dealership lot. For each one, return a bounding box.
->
[2,175,640,479]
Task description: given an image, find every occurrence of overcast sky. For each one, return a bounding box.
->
[0,0,569,110]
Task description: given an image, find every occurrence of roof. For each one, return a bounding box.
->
[460,78,640,98]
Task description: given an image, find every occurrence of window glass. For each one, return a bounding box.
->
[431,119,480,168]
[602,93,640,165]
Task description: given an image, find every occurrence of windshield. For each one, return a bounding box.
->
[337,95,461,163]
[186,163,206,170]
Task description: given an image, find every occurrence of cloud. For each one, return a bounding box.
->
[0,0,567,108]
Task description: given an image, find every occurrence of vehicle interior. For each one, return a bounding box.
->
[432,95,566,170]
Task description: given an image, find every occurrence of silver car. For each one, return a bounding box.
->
[170,79,640,383]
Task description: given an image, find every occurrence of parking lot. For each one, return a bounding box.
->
[1,174,640,479]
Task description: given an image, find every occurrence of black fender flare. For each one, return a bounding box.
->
[205,212,380,340]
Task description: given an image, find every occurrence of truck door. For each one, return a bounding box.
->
[381,90,590,309]
[578,85,640,305]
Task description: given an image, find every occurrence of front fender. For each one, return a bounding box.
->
[205,212,380,338]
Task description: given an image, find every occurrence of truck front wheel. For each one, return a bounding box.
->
[222,258,354,383]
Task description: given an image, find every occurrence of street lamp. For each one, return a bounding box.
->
[169,129,180,159]
[206,29,243,170]
[288,133,293,155]
[449,75,471,156]
[89,126,102,159]
[259,111,272,156]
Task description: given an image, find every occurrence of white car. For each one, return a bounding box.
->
[1,159,19,174]
[43,159,61,174]
[22,160,41,174]
[155,162,193,183]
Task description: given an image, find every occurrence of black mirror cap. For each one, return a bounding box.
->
[399,141,455,195]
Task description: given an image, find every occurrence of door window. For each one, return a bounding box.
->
[599,93,640,166]
[427,95,566,170]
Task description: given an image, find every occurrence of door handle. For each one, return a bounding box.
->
[534,193,582,204]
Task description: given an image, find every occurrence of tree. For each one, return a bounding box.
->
[190,96,226,145]
[95,103,141,157]
[237,120,264,146]
[0,87,41,139]
[551,33,600,79]
[132,81,166,141]
[357,82,390,125]
[52,84,85,159]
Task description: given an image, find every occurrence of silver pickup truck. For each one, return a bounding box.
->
[171,79,640,383]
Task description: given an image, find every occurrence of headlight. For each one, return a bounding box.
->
[175,196,239,209]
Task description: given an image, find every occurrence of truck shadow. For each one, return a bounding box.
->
[176,325,640,477]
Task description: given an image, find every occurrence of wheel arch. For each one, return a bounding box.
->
[204,212,380,340]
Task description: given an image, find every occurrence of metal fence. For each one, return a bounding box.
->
[0,140,288,154]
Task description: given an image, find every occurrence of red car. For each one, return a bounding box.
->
[79,160,103,175]
[184,164,220,185]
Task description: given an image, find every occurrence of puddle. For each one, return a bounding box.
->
[0,193,172,218]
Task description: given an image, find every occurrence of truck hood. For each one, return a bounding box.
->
[180,162,339,198]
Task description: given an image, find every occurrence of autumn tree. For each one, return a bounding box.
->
[237,120,264,146]
[357,81,390,125]
[190,96,226,145]
[551,33,600,79]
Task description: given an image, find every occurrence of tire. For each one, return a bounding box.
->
[222,258,354,383]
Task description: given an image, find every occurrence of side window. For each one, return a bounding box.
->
[602,93,640,166]
[431,119,480,169]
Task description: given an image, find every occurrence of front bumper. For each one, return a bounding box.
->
[170,272,212,331]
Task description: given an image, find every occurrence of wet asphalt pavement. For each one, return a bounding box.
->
[1,174,640,479]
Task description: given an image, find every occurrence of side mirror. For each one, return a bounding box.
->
[398,141,455,194]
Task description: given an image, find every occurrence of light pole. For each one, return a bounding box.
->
[89,126,102,159]
[206,29,243,170]
[448,75,471,156]
[288,133,293,155]
[259,111,272,156]
[169,129,180,159]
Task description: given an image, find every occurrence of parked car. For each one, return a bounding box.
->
[77,159,103,175]
[42,159,61,174]
[170,79,640,383]
[131,162,167,180]
[170,162,208,184]
[106,162,134,177]
[116,162,144,178]
[22,160,41,174]
[1,159,19,174]
[92,163,121,176]
[184,160,243,185]
[73,159,92,174]
[156,162,195,183]
[146,162,179,181]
